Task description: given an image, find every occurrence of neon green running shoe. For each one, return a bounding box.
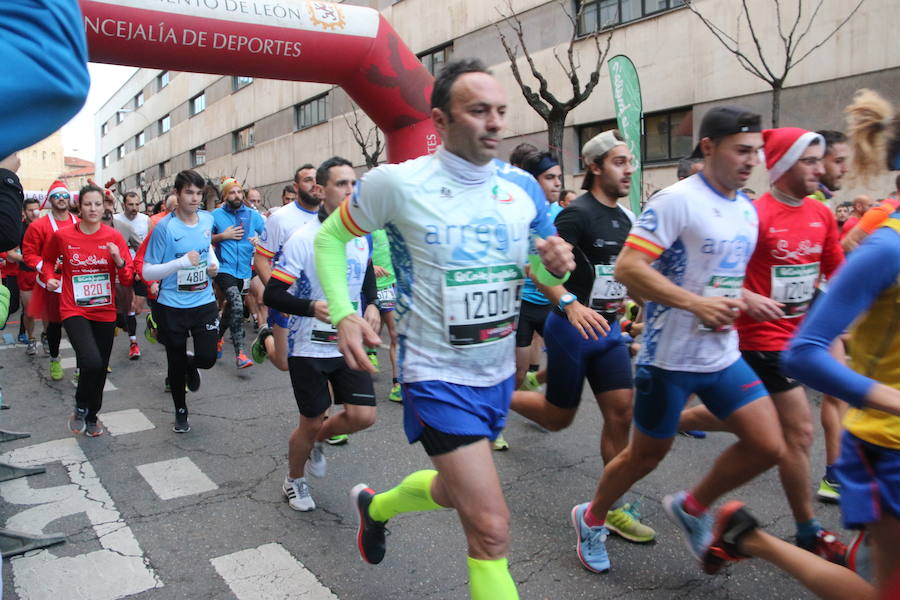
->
[606,501,656,543]
[519,371,540,392]
[388,383,401,403]
[367,352,379,371]
[492,432,509,451]
[326,434,349,446]
[251,327,271,364]
[144,314,158,344]
[817,477,840,502]
[49,359,63,381]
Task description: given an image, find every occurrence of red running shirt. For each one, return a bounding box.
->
[41,224,134,322]
[737,193,844,351]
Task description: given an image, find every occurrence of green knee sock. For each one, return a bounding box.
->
[368,469,441,523]
[467,556,518,600]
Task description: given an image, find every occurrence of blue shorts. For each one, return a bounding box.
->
[268,308,288,328]
[836,431,900,529]
[402,376,514,444]
[633,357,768,439]
[544,312,633,409]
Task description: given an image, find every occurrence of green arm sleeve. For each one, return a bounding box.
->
[313,211,359,326]
[528,253,569,287]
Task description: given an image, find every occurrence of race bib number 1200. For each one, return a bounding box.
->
[771,263,819,318]
[442,264,523,346]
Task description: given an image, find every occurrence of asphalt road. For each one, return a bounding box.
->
[0,323,836,599]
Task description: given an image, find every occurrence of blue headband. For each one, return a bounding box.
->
[525,155,559,178]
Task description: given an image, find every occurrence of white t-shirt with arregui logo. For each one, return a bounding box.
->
[625,174,758,373]
[343,148,556,386]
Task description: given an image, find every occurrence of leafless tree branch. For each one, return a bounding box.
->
[343,105,383,169]
[793,0,864,66]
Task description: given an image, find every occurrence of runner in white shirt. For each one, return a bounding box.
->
[264,156,379,512]
[113,190,150,359]
[314,59,575,600]
[579,106,787,571]
[251,164,319,370]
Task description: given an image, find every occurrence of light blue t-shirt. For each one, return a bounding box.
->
[146,211,216,309]
[212,205,265,279]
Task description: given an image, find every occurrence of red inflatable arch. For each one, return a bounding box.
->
[79,0,439,163]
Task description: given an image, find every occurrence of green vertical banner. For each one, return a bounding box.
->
[608,55,643,214]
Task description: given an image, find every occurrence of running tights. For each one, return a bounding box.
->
[63,317,114,422]
[165,336,216,412]
[46,320,62,358]
[218,282,245,354]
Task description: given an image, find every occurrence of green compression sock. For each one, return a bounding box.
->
[368,469,441,523]
[467,556,518,600]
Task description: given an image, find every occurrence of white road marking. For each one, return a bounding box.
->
[0,438,162,600]
[69,376,118,392]
[58,339,72,351]
[59,357,76,370]
[211,543,339,600]
[101,408,155,436]
[136,457,218,500]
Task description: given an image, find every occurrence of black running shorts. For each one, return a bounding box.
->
[287,356,376,418]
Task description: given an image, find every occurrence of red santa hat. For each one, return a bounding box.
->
[762,127,825,184]
[42,180,69,209]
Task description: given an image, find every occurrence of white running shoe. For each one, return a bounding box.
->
[306,442,327,478]
[283,477,315,511]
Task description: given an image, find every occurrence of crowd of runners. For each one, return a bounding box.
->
[1,58,899,600]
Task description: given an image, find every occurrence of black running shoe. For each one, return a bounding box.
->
[704,501,758,575]
[350,483,387,565]
[185,351,202,392]
[173,409,190,433]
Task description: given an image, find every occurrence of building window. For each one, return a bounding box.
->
[159,161,170,178]
[117,145,126,159]
[295,95,328,130]
[232,76,254,91]
[158,114,171,135]
[102,154,110,168]
[101,122,109,137]
[190,92,206,116]
[134,91,144,109]
[157,70,170,90]
[191,145,206,167]
[418,43,453,76]
[233,125,255,153]
[135,131,145,148]
[577,0,683,34]
[577,119,618,170]
[643,107,693,163]
[116,110,125,124]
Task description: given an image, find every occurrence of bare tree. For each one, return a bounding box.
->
[686,0,865,127]
[495,0,612,174]
[344,105,384,169]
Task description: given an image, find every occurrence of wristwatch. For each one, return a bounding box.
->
[558,292,577,310]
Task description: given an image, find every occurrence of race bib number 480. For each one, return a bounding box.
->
[177,261,208,292]
[771,262,819,318]
[443,264,523,346]
[73,273,112,307]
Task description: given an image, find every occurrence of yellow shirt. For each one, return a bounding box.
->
[843,218,900,449]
